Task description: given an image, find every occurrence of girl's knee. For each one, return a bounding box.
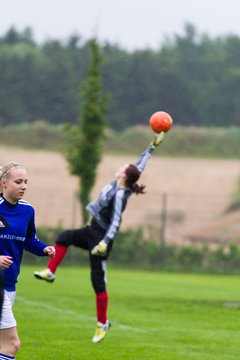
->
[12,336,21,355]
[0,330,21,356]
[56,230,73,246]
[91,275,106,293]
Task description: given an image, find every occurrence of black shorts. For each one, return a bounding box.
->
[55,218,112,254]
[55,219,112,293]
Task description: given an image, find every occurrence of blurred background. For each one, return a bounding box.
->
[2,0,240,271]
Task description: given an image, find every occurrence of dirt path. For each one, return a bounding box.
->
[1,146,240,243]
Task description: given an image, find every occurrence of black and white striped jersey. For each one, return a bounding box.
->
[86,146,154,244]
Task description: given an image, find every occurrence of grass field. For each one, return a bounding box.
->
[15,265,240,360]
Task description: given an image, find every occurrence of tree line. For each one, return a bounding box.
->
[1,23,240,130]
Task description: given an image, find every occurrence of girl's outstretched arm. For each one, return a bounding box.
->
[135,132,165,172]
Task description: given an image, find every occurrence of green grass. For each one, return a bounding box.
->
[15,265,240,359]
[3,122,240,158]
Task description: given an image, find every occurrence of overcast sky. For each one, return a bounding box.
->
[1,0,240,51]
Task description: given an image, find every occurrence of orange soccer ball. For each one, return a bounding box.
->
[149,111,173,133]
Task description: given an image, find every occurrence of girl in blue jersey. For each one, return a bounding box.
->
[0,162,55,360]
[34,133,164,343]
[0,269,3,320]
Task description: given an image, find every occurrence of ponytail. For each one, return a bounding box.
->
[125,164,146,195]
[131,183,146,195]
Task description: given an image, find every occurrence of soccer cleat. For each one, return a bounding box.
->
[92,320,111,343]
[34,268,55,283]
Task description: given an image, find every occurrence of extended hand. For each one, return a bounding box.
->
[91,240,108,256]
[150,132,165,148]
[43,246,56,258]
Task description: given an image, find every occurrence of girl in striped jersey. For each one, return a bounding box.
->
[0,162,55,360]
[34,132,164,343]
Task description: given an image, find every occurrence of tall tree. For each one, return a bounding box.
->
[65,39,108,224]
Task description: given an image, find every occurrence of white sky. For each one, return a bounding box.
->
[1,0,240,51]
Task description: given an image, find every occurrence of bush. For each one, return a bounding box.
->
[3,123,240,159]
[22,225,240,274]
[0,121,66,151]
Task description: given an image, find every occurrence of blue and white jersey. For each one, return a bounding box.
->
[0,196,48,291]
[86,146,154,244]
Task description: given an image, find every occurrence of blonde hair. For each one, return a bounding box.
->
[0,162,23,194]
